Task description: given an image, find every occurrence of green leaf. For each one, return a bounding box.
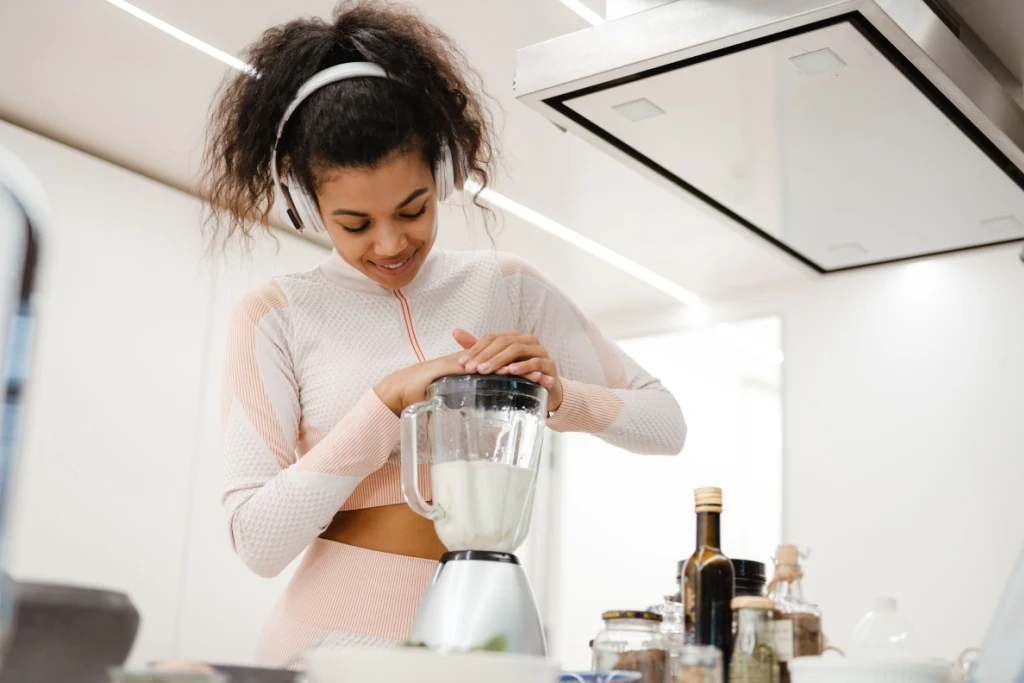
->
[475,635,509,652]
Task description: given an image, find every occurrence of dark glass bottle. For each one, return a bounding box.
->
[682,487,735,676]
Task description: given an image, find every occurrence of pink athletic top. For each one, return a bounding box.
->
[222,248,686,578]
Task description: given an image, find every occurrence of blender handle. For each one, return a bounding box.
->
[401,397,441,521]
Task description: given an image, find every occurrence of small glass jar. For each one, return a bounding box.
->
[592,610,667,683]
[730,597,778,683]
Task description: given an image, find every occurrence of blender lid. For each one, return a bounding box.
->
[439,550,521,565]
[429,374,544,392]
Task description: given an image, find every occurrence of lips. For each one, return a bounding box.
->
[371,250,417,278]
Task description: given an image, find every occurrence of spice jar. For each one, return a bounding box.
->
[676,645,723,683]
[766,545,822,683]
[729,597,778,683]
[651,600,687,682]
[592,610,667,683]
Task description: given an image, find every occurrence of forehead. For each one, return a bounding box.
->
[315,149,433,209]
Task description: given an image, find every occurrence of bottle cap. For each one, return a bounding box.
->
[776,544,800,566]
[731,596,775,610]
[873,596,898,613]
[602,610,663,622]
[694,487,723,512]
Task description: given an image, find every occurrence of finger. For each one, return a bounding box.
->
[460,331,530,366]
[478,344,546,374]
[465,335,533,372]
[459,331,510,366]
[523,371,555,389]
[503,356,556,378]
[498,356,544,377]
[452,328,478,352]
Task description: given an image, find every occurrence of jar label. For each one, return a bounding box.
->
[772,620,794,661]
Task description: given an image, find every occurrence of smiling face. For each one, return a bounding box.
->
[314,147,438,289]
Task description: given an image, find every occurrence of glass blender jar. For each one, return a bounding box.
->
[401,374,548,553]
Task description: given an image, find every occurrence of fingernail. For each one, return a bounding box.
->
[478,363,491,373]
[466,361,477,371]
[458,356,468,365]
[507,365,519,373]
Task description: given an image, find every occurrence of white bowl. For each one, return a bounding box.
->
[788,656,952,683]
[302,647,561,683]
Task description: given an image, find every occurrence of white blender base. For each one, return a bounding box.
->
[408,551,546,656]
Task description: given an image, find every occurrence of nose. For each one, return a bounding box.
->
[374,221,408,258]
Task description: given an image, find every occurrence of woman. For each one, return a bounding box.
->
[201,0,686,666]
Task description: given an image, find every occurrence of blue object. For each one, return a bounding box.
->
[560,673,642,682]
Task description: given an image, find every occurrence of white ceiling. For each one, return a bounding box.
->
[1,0,822,318]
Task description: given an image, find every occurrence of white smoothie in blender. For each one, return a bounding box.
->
[429,459,535,552]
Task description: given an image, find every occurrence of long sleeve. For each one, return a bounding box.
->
[221,282,399,578]
[498,254,686,455]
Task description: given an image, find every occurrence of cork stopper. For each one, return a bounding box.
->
[694,487,723,512]
[776,544,800,567]
[731,596,775,611]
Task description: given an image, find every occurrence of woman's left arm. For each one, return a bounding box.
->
[459,253,686,456]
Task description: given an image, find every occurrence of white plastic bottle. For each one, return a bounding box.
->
[850,597,920,660]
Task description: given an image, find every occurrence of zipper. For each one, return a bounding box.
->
[393,289,426,363]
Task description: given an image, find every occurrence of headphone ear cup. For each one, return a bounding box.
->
[287,171,327,233]
[434,144,455,203]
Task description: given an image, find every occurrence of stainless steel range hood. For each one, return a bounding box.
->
[515,0,1024,272]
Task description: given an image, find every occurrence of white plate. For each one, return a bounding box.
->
[788,656,952,683]
[302,647,561,683]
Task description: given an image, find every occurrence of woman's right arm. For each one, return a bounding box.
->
[221,284,467,578]
[221,284,399,578]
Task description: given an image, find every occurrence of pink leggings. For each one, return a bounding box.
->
[255,539,438,667]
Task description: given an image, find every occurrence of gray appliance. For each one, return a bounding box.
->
[1,149,141,681]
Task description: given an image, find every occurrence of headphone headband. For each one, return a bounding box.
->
[270,60,460,233]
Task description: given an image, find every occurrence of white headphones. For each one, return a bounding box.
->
[271,61,460,233]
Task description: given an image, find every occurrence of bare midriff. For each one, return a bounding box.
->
[319,503,447,561]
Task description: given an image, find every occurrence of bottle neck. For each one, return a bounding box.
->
[696,510,721,549]
[770,569,805,602]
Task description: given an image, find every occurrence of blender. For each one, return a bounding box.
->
[401,374,548,655]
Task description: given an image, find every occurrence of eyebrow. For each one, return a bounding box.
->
[331,187,430,217]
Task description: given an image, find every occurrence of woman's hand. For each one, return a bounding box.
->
[374,353,468,416]
[453,329,563,413]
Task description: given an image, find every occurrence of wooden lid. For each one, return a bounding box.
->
[731,596,775,610]
[694,487,722,512]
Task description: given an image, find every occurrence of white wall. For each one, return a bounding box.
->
[0,120,329,666]
[547,318,783,670]
[716,245,1024,660]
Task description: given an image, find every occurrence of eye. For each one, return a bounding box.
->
[399,204,427,220]
[341,221,371,234]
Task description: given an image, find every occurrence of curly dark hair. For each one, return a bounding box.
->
[199,0,499,245]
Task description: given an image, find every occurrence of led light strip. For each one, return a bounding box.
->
[104,0,257,76]
[464,180,703,309]
[556,0,606,25]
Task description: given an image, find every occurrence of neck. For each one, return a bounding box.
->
[696,510,721,549]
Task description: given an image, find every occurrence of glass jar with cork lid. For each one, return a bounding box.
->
[592,610,668,683]
[730,596,779,683]
[766,545,822,683]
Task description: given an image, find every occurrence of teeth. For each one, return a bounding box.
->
[380,258,409,270]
